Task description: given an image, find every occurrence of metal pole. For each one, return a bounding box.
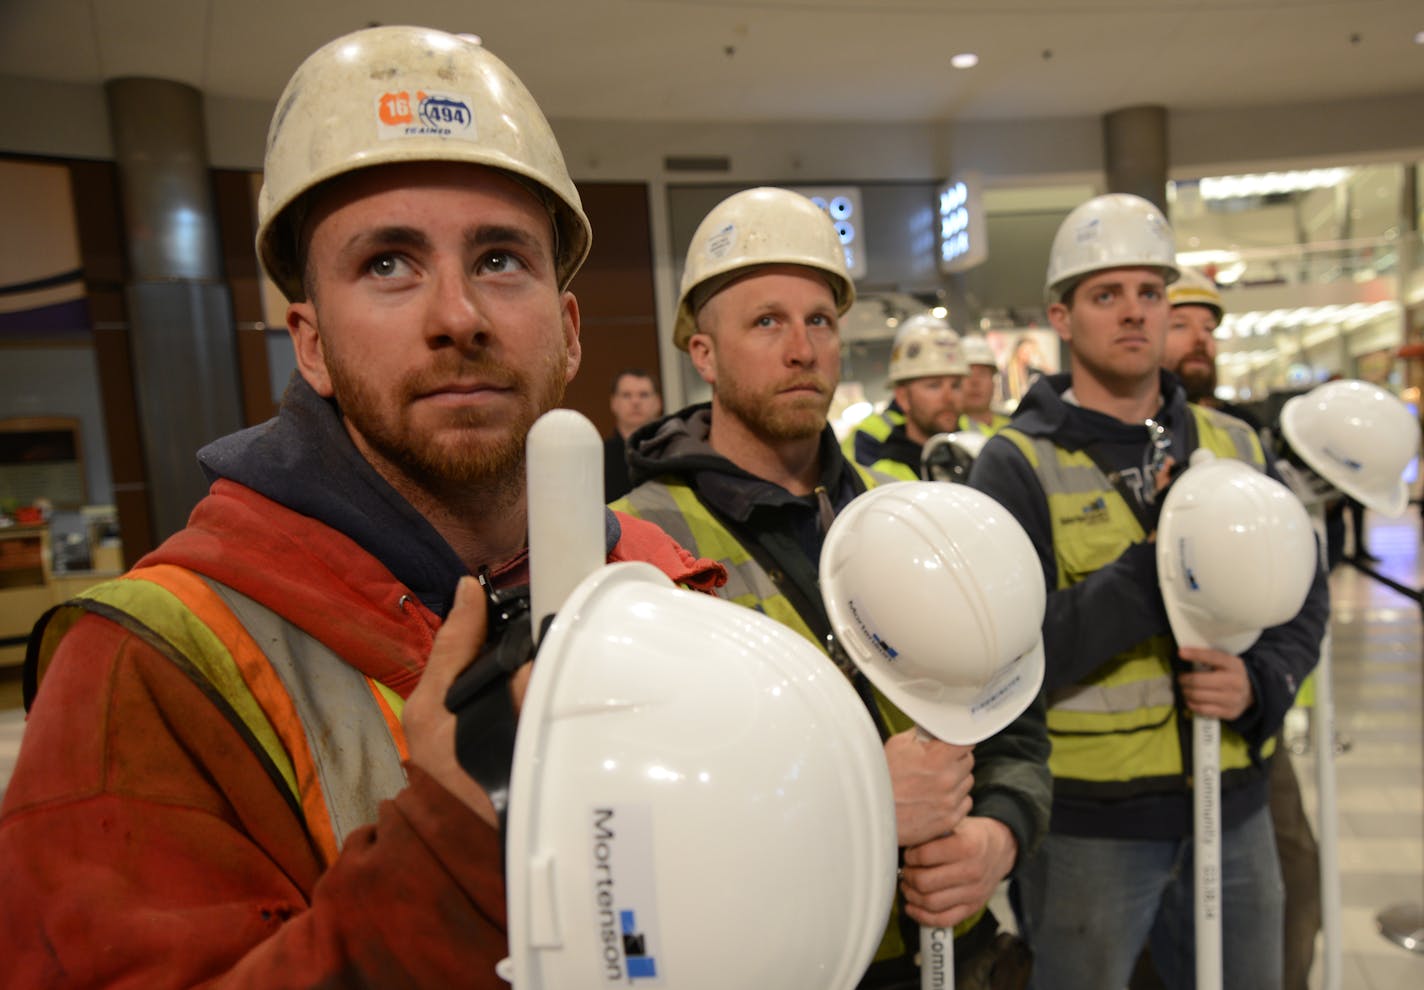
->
[1309,505,1343,990]
[1194,716,1222,990]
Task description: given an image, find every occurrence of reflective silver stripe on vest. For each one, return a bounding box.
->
[203,579,408,848]
[1022,436,1105,494]
[1050,674,1176,713]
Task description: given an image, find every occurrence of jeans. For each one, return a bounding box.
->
[1012,806,1283,990]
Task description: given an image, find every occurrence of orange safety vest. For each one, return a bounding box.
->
[28,564,408,867]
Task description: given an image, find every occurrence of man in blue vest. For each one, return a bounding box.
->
[969,193,1329,990]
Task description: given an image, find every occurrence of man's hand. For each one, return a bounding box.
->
[900,817,1018,928]
[403,576,533,828]
[1177,646,1253,720]
[884,729,974,847]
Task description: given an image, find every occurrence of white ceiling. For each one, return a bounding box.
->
[1,0,1421,124]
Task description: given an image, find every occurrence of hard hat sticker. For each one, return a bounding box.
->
[847,598,898,661]
[375,90,477,139]
[705,223,736,260]
[970,653,1023,718]
[590,804,664,984]
[1074,217,1102,244]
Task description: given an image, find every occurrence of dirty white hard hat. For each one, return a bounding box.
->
[674,187,855,350]
[889,315,969,383]
[256,25,592,300]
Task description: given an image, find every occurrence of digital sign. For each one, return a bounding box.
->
[938,173,987,274]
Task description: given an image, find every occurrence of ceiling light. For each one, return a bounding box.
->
[951,53,979,69]
[1197,168,1352,201]
[1414,30,1424,45]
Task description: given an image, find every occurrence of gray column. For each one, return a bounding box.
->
[105,78,243,541]
[1103,106,1169,215]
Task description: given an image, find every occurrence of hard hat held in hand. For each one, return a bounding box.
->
[673,187,855,350]
[819,483,1046,745]
[1279,379,1420,517]
[920,430,987,483]
[257,26,591,299]
[1157,450,1316,655]
[1044,193,1179,303]
[503,562,895,990]
[889,314,968,383]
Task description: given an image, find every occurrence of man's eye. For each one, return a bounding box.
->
[368,254,409,278]
[479,251,526,275]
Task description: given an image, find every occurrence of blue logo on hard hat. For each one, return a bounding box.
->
[418,94,472,130]
[621,911,658,980]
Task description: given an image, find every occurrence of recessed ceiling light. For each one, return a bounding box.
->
[951,53,979,69]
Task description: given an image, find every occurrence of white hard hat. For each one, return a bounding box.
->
[1168,267,1224,321]
[1279,379,1420,517]
[1157,450,1316,655]
[888,315,968,383]
[920,431,987,483]
[674,187,855,351]
[1045,193,1179,303]
[819,483,1046,745]
[504,562,895,989]
[257,26,592,300]
[960,334,998,369]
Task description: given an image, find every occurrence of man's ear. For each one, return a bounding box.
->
[1047,302,1073,343]
[561,291,582,383]
[288,301,335,397]
[687,332,717,386]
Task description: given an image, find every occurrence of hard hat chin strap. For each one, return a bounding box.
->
[444,577,545,848]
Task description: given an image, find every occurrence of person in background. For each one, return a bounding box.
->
[0,27,719,988]
[970,193,1329,990]
[615,186,1048,990]
[958,334,1012,436]
[843,315,969,480]
[604,367,663,500]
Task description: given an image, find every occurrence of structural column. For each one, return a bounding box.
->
[1103,105,1169,215]
[105,78,243,541]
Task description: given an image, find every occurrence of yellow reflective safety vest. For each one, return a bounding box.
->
[842,407,920,481]
[998,404,1274,798]
[957,412,1012,437]
[28,564,408,868]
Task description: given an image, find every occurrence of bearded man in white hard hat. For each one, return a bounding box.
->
[968,193,1329,990]
[614,187,1049,990]
[843,314,970,481]
[0,27,725,988]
